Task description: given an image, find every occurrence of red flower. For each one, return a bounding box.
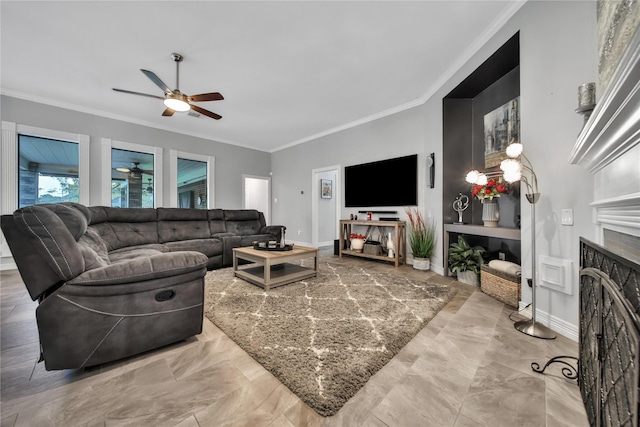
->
[468,172,510,201]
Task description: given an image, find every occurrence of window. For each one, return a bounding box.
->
[18,135,79,208]
[169,150,214,209]
[177,158,207,209]
[111,148,154,208]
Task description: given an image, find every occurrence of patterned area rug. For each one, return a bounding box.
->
[203,261,457,416]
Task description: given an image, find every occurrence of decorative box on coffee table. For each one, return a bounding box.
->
[480,264,521,308]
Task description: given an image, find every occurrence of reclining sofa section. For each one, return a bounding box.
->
[0,203,284,370]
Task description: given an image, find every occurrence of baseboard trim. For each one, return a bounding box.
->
[517,302,578,342]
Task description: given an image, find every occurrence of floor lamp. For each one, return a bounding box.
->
[501,144,556,340]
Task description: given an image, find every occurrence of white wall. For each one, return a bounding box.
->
[271,1,598,338]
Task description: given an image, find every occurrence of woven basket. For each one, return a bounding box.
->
[480,264,521,308]
[363,242,383,256]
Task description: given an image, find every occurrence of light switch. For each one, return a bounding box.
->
[561,209,573,226]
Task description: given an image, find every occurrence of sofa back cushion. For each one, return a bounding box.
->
[87,207,158,251]
[11,205,85,291]
[208,209,226,234]
[77,228,111,270]
[223,210,264,236]
[157,208,211,243]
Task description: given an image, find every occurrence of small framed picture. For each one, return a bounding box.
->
[321,179,332,199]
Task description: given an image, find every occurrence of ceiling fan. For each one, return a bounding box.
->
[113,53,224,120]
[114,162,152,179]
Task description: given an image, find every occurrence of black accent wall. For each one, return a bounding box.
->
[443,32,521,263]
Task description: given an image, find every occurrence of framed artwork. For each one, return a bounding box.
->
[484,96,520,169]
[321,179,332,199]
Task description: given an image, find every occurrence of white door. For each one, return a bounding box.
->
[243,175,271,224]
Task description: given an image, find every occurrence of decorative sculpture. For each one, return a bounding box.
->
[452,193,469,224]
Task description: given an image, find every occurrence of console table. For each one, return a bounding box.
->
[339,219,406,267]
[443,223,520,276]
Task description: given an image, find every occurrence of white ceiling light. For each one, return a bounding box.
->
[163,92,190,112]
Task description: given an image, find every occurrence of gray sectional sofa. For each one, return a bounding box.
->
[1,203,285,370]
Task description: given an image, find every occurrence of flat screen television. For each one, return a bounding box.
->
[345,154,418,207]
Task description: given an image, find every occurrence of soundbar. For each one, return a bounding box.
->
[379,217,400,221]
[357,210,398,214]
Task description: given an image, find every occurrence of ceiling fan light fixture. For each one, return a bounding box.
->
[163,96,190,112]
[115,167,131,173]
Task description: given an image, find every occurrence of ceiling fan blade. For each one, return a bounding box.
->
[190,104,222,120]
[112,88,164,100]
[189,92,224,102]
[140,69,172,94]
[162,108,175,117]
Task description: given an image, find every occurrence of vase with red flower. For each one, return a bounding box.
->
[471,176,509,227]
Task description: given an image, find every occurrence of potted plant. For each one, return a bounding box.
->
[349,233,366,252]
[448,235,485,286]
[405,207,436,270]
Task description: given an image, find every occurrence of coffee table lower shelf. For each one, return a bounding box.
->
[235,264,316,290]
[232,245,319,291]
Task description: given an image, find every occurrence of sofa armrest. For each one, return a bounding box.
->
[66,251,207,286]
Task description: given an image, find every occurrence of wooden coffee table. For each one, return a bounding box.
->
[232,245,319,290]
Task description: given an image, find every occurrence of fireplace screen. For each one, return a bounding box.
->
[580,239,640,427]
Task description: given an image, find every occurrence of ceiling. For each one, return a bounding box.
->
[1,1,524,153]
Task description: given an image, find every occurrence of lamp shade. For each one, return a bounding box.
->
[163,97,190,112]
[506,142,523,158]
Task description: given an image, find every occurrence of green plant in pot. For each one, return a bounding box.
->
[448,235,485,286]
[405,207,436,270]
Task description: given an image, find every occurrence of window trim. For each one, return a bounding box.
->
[101,138,163,207]
[2,121,90,214]
[169,149,215,208]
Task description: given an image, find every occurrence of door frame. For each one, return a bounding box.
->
[242,174,272,224]
[311,165,341,248]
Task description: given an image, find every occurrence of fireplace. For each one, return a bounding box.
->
[579,238,640,427]
[567,4,640,426]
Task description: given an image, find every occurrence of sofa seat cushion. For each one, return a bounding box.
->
[163,238,223,257]
[109,245,166,263]
[66,251,208,288]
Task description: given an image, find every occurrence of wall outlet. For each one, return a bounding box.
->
[561,209,573,226]
[499,252,505,260]
[297,230,301,235]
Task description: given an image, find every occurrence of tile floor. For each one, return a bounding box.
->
[1,251,589,426]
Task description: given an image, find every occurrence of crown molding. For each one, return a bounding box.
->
[0,89,266,152]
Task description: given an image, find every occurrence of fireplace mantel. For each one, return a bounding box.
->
[569,23,640,173]
[569,26,640,240]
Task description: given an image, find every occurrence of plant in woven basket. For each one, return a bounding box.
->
[448,235,485,274]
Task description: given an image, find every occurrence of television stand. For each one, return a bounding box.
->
[339,219,406,267]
